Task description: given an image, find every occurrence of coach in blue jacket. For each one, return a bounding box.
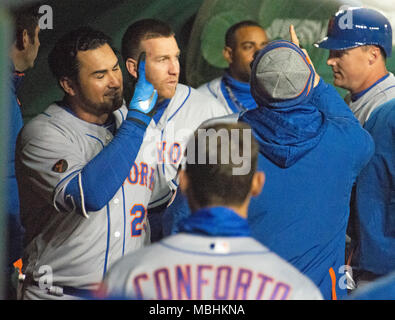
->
[164,32,374,300]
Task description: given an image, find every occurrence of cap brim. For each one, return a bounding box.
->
[314,37,362,51]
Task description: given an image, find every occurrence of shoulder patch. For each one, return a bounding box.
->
[52,159,68,173]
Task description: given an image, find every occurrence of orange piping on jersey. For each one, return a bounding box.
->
[329,267,337,300]
[13,258,23,275]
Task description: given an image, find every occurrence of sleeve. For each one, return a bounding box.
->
[16,121,86,211]
[17,118,148,217]
[162,189,191,236]
[310,78,359,123]
[65,120,147,215]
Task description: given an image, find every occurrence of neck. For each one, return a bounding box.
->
[64,96,109,125]
[228,68,249,83]
[10,46,28,72]
[352,66,388,95]
[194,201,249,219]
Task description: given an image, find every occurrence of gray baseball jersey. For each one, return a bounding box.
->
[15,103,158,300]
[345,72,395,125]
[197,77,234,114]
[147,84,231,209]
[102,233,323,300]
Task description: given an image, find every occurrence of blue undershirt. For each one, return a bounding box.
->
[220,71,257,112]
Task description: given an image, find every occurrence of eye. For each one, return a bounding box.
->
[96,73,105,79]
[242,44,254,51]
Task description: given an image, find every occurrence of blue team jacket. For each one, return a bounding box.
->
[6,70,25,271]
[240,80,373,300]
[352,98,395,276]
[163,80,374,300]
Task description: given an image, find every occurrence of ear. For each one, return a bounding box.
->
[126,58,138,78]
[59,77,76,96]
[21,29,29,50]
[368,46,381,65]
[178,170,189,195]
[223,46,233,64]
[250,171,265,197]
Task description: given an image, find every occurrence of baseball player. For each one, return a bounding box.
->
[15,27,159,300]
[314,7,395,287]
[100,122,323,300]
[163,33,374,300]
[197,20,269,113]
[121,19,230,242]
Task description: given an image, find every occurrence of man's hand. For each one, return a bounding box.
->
[289,25,320,87]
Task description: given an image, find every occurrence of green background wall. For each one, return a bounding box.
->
[9,0,395,122]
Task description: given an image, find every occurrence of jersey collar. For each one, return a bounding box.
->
[179,206,251,237]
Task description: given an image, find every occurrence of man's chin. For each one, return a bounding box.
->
[106,94,124,111]
[159,87,177,100]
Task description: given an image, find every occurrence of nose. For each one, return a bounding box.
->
[168,58,180,75]
[327,51,336,66]
[109,70,122,88]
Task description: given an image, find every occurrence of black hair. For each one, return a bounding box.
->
[225,20,263,48]
[48,26,113,83]
[11,3,41,50]
[185,122,259,207]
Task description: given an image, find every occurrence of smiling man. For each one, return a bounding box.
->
[121,19,229,242]
[15,27,159,299]
[198,21,269,113]
[315,7,395,289]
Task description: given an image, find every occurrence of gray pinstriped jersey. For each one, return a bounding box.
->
[345,72,395,125]
[15,103,158,299]
[102,233,323,300]
[147,84,231,209]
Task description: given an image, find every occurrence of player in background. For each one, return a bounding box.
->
[15,27,158,300]
[315,7,395,288]
[163,28,374,300]
[100,122,323,300]
[121,19,229,243]
[4,3,41,300]
[197,20,269,113]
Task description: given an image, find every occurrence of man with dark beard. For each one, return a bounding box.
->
[15,27,159,299]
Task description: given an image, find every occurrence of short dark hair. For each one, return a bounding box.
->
[48,26,113,83]
[185,122,258,208]
[225,20,263,48]
[121,19,174,61]
[11,3,41,50]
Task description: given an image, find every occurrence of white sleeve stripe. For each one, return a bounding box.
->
[78,172,89,219]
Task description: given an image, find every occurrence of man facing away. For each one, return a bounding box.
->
[197,20,269,113]
[315,7,395,287]
[100,122,323,300]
